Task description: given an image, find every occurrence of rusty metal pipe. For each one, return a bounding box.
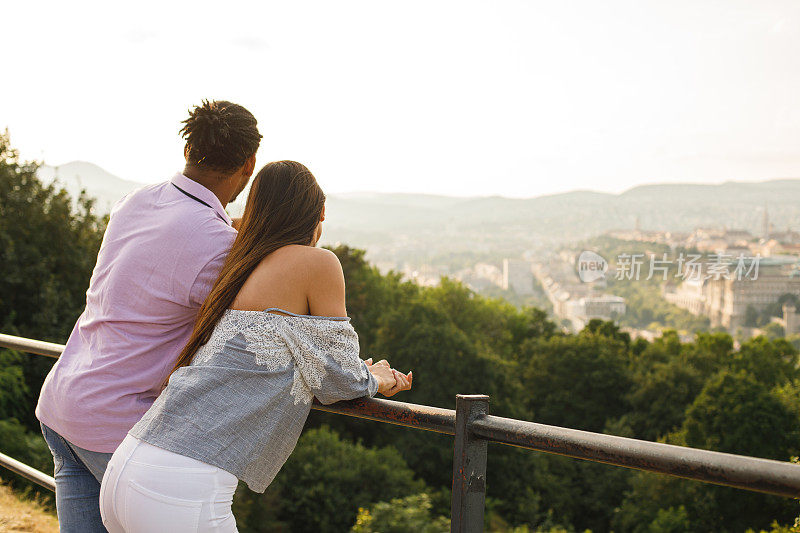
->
[470,414,800,498]
[312,396,456,435]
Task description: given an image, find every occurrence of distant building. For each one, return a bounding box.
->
[773,304,800,336]
[756,239,794,257]
[565,295,626,331]
[454,262,503,292]
[533,257,615,328]
[402,264,443,287]
[687,227,754,253]
[770,228,800,244]
[621,327,695,344]
[474,263,503,286]
[605,228,690,248]
[663,277,706,315]
[502,259,534,294]
[664,256,800,330]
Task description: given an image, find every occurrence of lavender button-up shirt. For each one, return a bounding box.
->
[36,173,237,452]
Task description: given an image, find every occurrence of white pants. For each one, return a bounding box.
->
[99,434,239,532]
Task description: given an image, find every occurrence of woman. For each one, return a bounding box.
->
[98,161,412,532]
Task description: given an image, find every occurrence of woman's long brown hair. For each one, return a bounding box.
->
[168,160,326,378]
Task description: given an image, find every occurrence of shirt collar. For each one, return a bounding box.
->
[170,173,233,226]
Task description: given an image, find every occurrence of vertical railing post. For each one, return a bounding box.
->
[451,394,489,533]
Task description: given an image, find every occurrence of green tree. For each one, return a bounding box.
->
[520,320,631,432]
[0,132,106,499]
[681,371,799,460]
[234,425,426,533]
[328,244,418,354]
[648,506,692,533]
[730,336,799,389]
[0,130,106,343]
[762,322,787,340]
[622,358,703,441]
[620,331,732,442]
[0,418,53,477]
[0,349,30,423]
[679,331,732,379]
[615,369,800,532]
[370,300,501,488]
[0,130,106,430]
[351,493,450,533]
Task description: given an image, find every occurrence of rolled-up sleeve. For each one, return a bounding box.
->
[188,249,229,307]
[178,219,236,308]
[280,318,378,405]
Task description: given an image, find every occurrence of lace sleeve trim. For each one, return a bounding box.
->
[194,311,368,406]
[277,316,369,405]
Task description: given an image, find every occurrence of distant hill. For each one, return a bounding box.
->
[323,179,800,269]
[37,161,144,212]
[35,161,800,268]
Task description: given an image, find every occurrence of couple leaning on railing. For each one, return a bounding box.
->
[34,99,412,533]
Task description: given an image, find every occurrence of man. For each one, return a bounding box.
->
[36,100,262,532]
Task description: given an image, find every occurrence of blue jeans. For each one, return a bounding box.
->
[40,422,114,533]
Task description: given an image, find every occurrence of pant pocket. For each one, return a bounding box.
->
[50,452,64,475]
[40,423,66,474]
[124,480,203,532]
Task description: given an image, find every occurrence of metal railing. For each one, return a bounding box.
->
[3,332,800,531]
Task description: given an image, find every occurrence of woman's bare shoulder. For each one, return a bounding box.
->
[244,245,343,291]
[234,246,343,313]
[273,246,346,316]
[268,245,341,274]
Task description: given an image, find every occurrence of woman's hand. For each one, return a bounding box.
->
[365,358,413,397]
[384,368,412,397]
[365,358,395,395]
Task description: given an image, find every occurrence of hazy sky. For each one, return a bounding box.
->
[3,0,800,197]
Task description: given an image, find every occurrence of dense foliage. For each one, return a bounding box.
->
[2,135,800,531]
[351,492,451,532]
[0,131,107,497]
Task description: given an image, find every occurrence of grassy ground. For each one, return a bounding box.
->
[0,481,58,533]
